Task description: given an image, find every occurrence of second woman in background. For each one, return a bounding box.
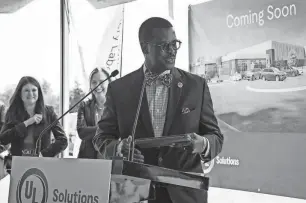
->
[77,68,111,159]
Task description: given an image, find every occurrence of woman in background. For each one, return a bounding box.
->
[0,101,6,131]
[0,101,7,153]
[76,68,111,159]
[0,76,67,160]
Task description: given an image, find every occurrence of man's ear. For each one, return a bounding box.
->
[140,42,149,54]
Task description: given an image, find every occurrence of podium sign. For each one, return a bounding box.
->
[8,157,112,203]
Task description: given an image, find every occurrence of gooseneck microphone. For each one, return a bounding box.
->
[128,78,147,162]
[35,70,119,155]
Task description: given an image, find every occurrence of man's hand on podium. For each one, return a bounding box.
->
[186,133,208,154]
[171,133,208,154]
[117,136,144,163]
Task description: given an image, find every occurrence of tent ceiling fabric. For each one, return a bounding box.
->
[0,0,35,13]
[0,0,137,13]
[86,0,137,9]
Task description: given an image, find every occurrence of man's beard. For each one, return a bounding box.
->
[151,59,174,74]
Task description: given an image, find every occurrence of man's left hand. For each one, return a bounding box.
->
[185,133,207,154]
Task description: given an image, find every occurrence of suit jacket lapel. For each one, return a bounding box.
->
[163,68,184,136]
[130,67,154,138]
[140,93,154,138]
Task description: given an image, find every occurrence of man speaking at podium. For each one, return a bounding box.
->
[93,17,224,203]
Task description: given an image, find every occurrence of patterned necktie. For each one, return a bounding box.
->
[145,70,173,88]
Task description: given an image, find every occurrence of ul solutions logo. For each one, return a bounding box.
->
[16,168,48,203]
[201,159,215,174]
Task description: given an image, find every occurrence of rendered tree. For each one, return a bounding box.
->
[288,49,298,68]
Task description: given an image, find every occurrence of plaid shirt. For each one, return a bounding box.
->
[143,65,210,156]
[144,65,170,137]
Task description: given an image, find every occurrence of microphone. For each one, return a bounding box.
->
[128,76,147,162]
[110,70,119,77]
[35,69,119,156]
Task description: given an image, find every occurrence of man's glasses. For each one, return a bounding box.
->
[144,40,182,52]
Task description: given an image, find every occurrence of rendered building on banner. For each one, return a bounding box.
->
[191,40,306,78]
[220,41,306,76]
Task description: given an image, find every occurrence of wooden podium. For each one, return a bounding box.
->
[8,157,208,203]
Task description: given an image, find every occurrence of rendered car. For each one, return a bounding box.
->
[230,73,242,81]
[261,68,286,81]
[292,67,303,75]
[281,66,299,77]
[245,68,262,80]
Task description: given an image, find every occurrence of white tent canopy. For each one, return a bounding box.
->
[0,0,35,13]
[0,0,136,13]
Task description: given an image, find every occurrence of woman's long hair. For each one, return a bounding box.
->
[89,68,111,102]
[5,76,45,123]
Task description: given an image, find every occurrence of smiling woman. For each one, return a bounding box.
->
[0,0,62,198]
[0,76,67,159]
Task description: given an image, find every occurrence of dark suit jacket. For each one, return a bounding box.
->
[76,99,98,159]
[0,106,67,157]
[93,67,224,203]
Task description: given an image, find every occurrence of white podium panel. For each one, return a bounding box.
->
[8,157,112,203]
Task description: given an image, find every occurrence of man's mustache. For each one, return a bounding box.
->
[166,53,176,58]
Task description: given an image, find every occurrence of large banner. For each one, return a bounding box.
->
[189,0,306,199]
[95,5,124,78]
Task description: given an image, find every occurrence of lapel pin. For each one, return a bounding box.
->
[178,82,183,88]
[182,107,190,114]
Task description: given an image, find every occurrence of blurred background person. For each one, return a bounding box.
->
[0,101,6,132]
[0,100,7,154]
[76,68,111,159]
[0,76,67,172]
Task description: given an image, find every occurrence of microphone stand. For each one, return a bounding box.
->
[35,70,119,156]
[128,78,147,162]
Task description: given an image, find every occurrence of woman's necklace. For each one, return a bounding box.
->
[95,103,104,124]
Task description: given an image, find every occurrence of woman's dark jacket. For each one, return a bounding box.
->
[76,99,98,159]
[0,105,68,157]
